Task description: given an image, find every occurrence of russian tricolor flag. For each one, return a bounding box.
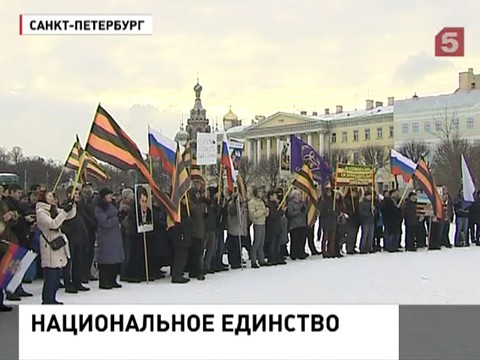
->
[221,132,236,192]
[0,240,37,293]
[148,126,176,174]
[391,149,416,182]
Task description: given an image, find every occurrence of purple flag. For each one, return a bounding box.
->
[290,135,332,185]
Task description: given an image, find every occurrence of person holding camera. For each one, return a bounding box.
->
[36,189,76,305]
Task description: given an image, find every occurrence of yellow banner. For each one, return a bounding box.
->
[335,164,374,186]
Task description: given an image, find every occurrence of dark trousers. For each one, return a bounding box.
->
[267,228,282,263]
[429,222,441,249]
[62,242,85,288]
[42,268,62,304]
[83,232,96,281]
[122,233,150,281]
[346,223,359,253]
[316,217,322,241]
[188,238,204,278]
[306,226,319,254]
[171,246,189,280]
[405,225,419,250]
[417,221,427,248]
[227,234,248,268]
[98,263,120,288]
[322,229,336,256]
[469,222,480,243]
[214,227,226,269]
[289,227,306,259]
[440,222,451,246]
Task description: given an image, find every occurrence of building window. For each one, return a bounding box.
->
[435,121,442,132]
[353,130,359,142]
[467,117,474,129]
[331,133,336,143]
[452,117,459,130]
[389,126,394,138]
[342,131,347,142]
[365,129,370,140]
[377,127,383,139]
[402,123,409,135]
[424,121,431,132]
[412,122,419,133]
[353,152,360,164]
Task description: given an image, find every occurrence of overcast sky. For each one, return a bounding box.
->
[2,0,479,161]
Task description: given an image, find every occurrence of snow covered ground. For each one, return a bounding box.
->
[8,244,480,306]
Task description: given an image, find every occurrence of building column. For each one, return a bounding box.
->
[266,137,271,160]
[318,132,325,154]
[307,133,313,146]
[256,139,261,164]
[248,139,255,161]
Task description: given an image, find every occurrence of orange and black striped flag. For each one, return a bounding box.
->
[237,172,247,201]
[292,163,318,206]
[190,159,205,183]
[413,158,444,219]
[171,142,191,212]
[85,104,178,221]
[306,199,318,228]
[182,141,192,169]
[65,136,109,182]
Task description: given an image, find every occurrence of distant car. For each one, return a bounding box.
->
[0,173,20,185]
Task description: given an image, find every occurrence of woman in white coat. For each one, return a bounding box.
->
[36,190,76,305]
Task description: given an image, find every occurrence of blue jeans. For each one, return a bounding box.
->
[385,230,400,251]
[42,268,62,304]
[359,224,374,253]
[455,217,469,245]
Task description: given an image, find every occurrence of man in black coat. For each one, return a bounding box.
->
[403,192,419,252]
[78,183,97,283]
[61,186,90,293]
[381,189,402,252]
[167,200,192,284]
[266,190,286,265]
[468,190,480,245]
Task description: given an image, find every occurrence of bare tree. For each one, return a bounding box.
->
[238,156,258,189]
[9,146,24,165]
[432,133,470,195]
[397,140,430,163]
[257,156,280,190]
[324,149,348,170]
[359,145,389,174]
[466,141,480,188]
[431,106,460,142]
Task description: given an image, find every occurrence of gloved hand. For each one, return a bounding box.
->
[62,200,74,213]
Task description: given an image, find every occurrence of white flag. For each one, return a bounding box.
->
[461,154,475,202]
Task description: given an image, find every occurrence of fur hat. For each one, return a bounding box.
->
[99,187,113,199]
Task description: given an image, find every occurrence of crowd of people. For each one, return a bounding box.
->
[1,180,480,310]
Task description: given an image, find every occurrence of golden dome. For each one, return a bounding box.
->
[223,107,238,121]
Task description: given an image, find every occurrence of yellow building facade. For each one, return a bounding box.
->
[226,99,395,190]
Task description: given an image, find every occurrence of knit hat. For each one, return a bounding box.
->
[99,187,113,199]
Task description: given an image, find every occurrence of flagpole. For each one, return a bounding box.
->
[143,232,150,284]
[333,167,338,211]
[277,183,294,210]
[398,178,413,207]
[52,167,65,193]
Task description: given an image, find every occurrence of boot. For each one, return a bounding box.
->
[98,265,112,290]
